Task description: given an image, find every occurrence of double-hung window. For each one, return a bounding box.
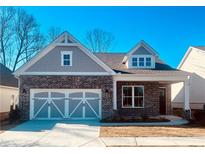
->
[146,57,151,67]
[122,86,144,108]
[139,57,145,67]
[61,51,72,66]
[132,57,138,67]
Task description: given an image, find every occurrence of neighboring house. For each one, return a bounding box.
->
[172,46,205,111]
[14,31,191,121]
[0,64,18,121]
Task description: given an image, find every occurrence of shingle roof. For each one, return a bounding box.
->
[95,53,178,74]
[0,63,18,87]
[193,46,205,51]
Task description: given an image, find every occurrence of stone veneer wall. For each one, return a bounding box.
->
[19,75,113,121]
[115,81,172,117]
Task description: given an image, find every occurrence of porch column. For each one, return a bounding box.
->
[183,76,191,119]
[113,80,117,110]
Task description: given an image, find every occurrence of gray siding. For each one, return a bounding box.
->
[132,46,152,55]
[26,46,106,72]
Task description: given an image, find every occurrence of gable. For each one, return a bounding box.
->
[122,40,158,63]
[132,46,152,55]
[14,31,115,76]
[26,46,107,73]
[179,47,205,76]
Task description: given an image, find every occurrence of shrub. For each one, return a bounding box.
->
[9,105,21,123]
[193,110,205,121]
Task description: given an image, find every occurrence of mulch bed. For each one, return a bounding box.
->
[100,121,205,137]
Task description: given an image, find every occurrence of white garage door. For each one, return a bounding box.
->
[30,89,101,120]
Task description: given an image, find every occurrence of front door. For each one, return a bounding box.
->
[159,88,166,115]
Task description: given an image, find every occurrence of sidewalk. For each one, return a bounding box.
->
[98,137,205,147]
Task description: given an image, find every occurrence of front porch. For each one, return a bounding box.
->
[112,71,191,119]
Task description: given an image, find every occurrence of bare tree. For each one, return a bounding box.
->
[0,7,45,71]
[47,26,62,43]
[85,28,115,53]
[11,8,45,71]
[0,7,15,67]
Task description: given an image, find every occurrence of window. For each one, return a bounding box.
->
[139,57,144,66]
[132,57,138,66]
[134,87,144,107]
[122,87,133,107]
[122,86,144,108]
[130,56,154,68]
[146,57,151,66]
[61,51,72,66]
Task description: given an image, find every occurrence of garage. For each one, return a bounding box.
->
[30,89,101,120]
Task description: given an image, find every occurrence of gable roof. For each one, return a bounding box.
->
[0,64,18,87]
[95,53,176,74]
[122,40,159,63]
[177,46,205,69]
[14,31,116,76]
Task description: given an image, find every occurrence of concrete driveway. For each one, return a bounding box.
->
[0,120,105,147]
[1,121,205,147]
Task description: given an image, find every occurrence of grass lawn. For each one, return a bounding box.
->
[100,125,205,137]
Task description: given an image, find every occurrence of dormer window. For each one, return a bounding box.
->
[139,57,144,66]
[123,40,158,69]
[146,57,151,66]
[61,51,72,66]
[132,57,138,66]
[130,55,155,68]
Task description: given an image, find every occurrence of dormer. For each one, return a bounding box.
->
[123,40,159,69]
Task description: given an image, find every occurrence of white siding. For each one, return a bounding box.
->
[172,48,205,109]
[0,86,19,113]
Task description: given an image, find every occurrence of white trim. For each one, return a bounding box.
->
[65,92,69,118]
[65,33,68,43]
[30,90,34,120]
[61,51,72,66]
[54,43,79,46]
[184,78,190,110]
[113,74,189,82]
[18,72,113,76]
[113,80,117,110]
[14,31,115,76]
[177,47,193,69]
[122,85,144,108]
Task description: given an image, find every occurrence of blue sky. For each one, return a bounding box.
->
[21,6,205,68]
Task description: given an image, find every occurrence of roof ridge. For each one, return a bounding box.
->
[94,52,126,54]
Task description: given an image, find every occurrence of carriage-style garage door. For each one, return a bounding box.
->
[30,89,101,120]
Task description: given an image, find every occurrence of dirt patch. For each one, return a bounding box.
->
[100,125,205,137]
